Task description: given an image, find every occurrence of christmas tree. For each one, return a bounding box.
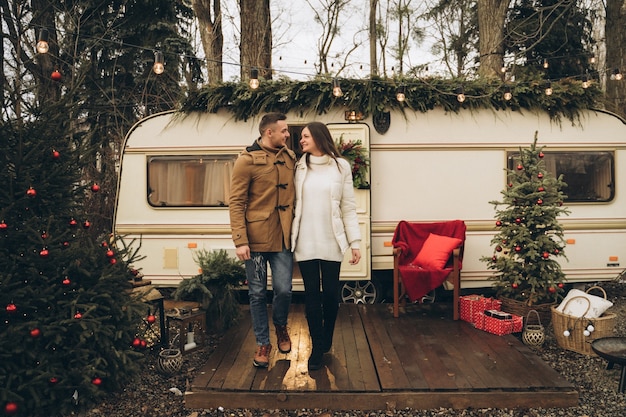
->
[482,132,570,306]
[0,104,148,416]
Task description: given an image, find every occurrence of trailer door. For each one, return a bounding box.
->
[327,123,373,302]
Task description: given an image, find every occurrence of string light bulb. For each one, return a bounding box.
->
[332,78,343,97]
[544,82,553,96]
[249,67,259,89]
[542,59,549,69]
[611,68,623,81]
[581,75,589,89]
[36,28,49,54]
[503,85,512,101]
[589,56,596,64]
[455,86,465,103]
[396,84,406,102]
[153,51,164,74]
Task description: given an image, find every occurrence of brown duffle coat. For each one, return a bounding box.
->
[229,138,296,252]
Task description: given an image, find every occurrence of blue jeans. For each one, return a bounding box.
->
[245,247,293,346]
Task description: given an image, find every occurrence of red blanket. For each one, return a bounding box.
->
[392,220,466,302]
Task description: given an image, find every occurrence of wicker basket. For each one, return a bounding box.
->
[521,310,545,347]
[157,348,183,376]
[551,287,616,356]
[500,297,555,326]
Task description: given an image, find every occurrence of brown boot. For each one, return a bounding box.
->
[253,344,272,368]
[275,324,291,353]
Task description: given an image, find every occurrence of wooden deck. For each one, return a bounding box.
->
[186,303,578,411]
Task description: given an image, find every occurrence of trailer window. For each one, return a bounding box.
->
[147,155,237,207]
[507,151,615,203]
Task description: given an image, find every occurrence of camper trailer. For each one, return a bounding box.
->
[113,107,626,303]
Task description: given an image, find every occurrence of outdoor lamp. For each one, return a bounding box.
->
[582,75,589,89]
[544,82,553,96]
[503,85,512,101]
[396,85,406,102]
[36,29,49,54]
[332,78,342,97]
[153,51,164,74]
[249,67,259,89]
[455,86,465,103]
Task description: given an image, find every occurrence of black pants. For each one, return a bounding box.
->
[298,259,341,353]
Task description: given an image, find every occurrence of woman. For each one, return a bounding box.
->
[291,121,361,371]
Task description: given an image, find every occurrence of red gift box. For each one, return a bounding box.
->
[459,295,502,323]
[474,312,523,336]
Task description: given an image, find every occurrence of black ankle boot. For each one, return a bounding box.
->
[308,349,323,371]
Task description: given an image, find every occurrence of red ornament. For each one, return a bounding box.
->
[82,220,91,229]
[52,149,60,159]
[537,172,544,179]
[0,221,7,229]
[537,198,543,205]
[6,303,17,313]
[140,339,148,349]
[61,241,70,249]
[26,187,37,197]
[30,328,41,338]
[514,245,522,252]
[39,248,49,257]
[495,246,503,252]
[554,248,560,254]
[62,277,71,285]
[91,377,102,386]
[41,232,48,239]
[512,283,519,289]
[515,218,522,224]
[109,258,117,265]
[49,377,59,384]
[51,70,62,81]
[495,220,502,227]
[516,164,523,170]
[538,186,545,192]
[539,152,545,158]
[106,249,115,258]
[132,337,141,348]
[491,256,497,261]
[147,314,156,324]
[90,184,101,193]
[558,282,564,289]
[542,251,550,259]
[101,241,108,247]
[548,286,556,293]
[69,218,78,227]
[508,182,513,187]
[4,401,18,415]
[74,312,82,319]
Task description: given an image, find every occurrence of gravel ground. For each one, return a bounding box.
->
[75,281,626,417]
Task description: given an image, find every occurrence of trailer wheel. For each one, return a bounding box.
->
[340,280,378,304]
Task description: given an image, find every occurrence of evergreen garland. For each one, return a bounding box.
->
[180,75,602,122]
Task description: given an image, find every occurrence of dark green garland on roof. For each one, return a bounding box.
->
[179,75,602,123]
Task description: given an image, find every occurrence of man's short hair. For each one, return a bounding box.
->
[259,112,287,136]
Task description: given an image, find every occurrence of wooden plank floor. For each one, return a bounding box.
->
[186,303,578,411]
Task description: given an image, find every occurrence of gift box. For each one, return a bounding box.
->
[460,295,502,323]
[474,311,523,336]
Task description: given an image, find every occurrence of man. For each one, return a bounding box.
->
[229,112,296,368]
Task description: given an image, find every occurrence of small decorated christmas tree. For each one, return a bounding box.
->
[482,133,570,307]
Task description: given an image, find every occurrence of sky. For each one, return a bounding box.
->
[218,0,440,82]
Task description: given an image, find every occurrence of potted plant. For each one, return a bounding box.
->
[481,133,570,324]
[173,249,246,332]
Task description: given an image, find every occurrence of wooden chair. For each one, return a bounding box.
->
[392,220,466,320]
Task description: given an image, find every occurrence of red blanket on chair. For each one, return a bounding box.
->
[392,220,466,302]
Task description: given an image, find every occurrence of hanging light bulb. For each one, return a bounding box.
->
[332,78,343,97]
[36,28,50,54]
[581,75,589,89]
[544,82,553,96]
[249,67,260,89]
[500,65,507,74]
[455,86,465,103]
[612,68,623,81]
[396,85,406,102]
[542,59,549,69]
[153,51,164,74]
[589,55,596,65]
[503,85,512,101]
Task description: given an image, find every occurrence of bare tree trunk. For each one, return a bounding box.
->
[605,0,626,119]
[370,0,378,76]
[192,0,223,85]
[240,0,272,81]
[477,0,508,79]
